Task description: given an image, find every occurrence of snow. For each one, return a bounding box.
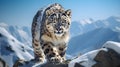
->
[1,27,33,59]
[18,29,28,39]
[0,22,33,47]
[80,18,94,26]
[103,41,120,54]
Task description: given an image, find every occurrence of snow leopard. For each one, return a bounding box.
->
[31,3,71,63]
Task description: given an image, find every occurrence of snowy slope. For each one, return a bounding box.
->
[67,28,120,56]
[0,26,34,67]
[0,23,32,47]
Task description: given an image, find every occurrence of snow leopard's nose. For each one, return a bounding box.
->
[56,28,63,33]
[56,27,62,31]
[55,26,63,34]
[56,23,62,31]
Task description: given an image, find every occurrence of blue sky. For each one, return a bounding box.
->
[0,0,120,26]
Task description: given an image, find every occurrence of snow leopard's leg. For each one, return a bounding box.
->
[32,29,45,62]
[57,44,67,62]
[32,38,45,62]
[42,42,63,63]
[31,13,45,62]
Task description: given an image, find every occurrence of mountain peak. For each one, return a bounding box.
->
[80,18,94,26]
[0,23,8,27]
[106,16,120,21]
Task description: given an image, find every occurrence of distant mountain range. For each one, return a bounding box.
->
[67,28,120,56]
[67,16,120,56]
[70,16,120,37]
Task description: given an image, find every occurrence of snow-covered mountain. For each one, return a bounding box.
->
[0,23,34,67]
[70,16,120,37]
[0,23,32,47]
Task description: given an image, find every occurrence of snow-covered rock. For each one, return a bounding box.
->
[103,41,120,54]
[69,48,108,67]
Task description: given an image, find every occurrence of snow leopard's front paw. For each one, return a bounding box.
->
[34,57,45,63]
[49,57,63,63]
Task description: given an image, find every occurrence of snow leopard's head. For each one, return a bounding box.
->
[45,6,71,36]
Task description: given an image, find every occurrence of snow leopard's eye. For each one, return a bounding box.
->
[50,13,56,19]
[62,22,65,24]
[68,22,70,25]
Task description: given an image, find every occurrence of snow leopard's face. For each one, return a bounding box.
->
[45,10,71,36]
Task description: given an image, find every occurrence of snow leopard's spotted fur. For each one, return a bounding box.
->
[31,3,71,63]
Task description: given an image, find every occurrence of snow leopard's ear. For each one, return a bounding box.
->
[65,9,71,18]
[46,10,50,16]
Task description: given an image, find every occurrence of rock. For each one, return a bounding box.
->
[93,49,120,67]
[41,62,68,67]
[74,63,84,67]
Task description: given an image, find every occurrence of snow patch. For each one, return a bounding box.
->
[18,30,28,39]
[103,41,120,54]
